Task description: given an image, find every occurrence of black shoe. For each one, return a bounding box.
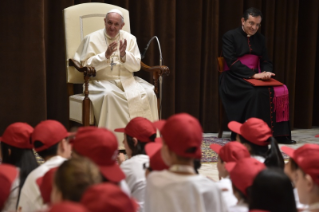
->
[275,136,297,144]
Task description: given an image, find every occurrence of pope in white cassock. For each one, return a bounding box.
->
[74,9,158,149]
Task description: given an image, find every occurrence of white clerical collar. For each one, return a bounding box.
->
[242,26,251,37]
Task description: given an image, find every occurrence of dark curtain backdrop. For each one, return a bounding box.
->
[0,0,318,134]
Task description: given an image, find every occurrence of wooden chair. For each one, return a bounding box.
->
[63,3,169,126]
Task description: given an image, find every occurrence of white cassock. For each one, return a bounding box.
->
[74,29,158,149]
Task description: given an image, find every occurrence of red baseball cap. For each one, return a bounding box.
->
[0,122,33,149]
[32,120,72,152]
[210,142,250,162]
[0,164,19,210]
[225,157,266,196]
[145,138,169,171]
[81,183,138,212]
[114,117,157,143]
[71,127,125,183]
[153,113,203,159]
[36,167,58,204]
[228,118,272,146]
[281,144,319,186]
[48,201,89,212]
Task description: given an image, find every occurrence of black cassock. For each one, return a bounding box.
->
[219,27,291,138]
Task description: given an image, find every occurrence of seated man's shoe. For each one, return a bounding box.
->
[275,136,297,144]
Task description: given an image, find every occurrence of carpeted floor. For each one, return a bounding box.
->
[201,137,230,162]
[201,137,289,162]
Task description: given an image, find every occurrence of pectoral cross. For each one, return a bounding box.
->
[111,58,116,71]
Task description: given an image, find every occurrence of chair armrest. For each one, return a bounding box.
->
[69,59,96,77]
[68,59,96,126]
[140,62,170,96]
[141,62,170,76]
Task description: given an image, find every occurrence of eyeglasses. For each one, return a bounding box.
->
[247,21,261,28]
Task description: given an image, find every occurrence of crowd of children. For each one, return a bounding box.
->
[0,114,319,212]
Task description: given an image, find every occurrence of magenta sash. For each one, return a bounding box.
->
[224,54,289,122]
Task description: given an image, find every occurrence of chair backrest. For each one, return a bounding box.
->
[63,3,130,84]
[217,56,224,73]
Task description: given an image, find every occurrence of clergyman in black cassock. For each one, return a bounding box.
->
[219,8,295,144]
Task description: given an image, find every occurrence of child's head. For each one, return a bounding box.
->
[114,117,156,158]
[1,122,36,165]
[0,122,38,190]
[225,157,266,203]
[32,120,73,160]
[81,183,138,212]
[50,157,102,204]
[153,113,202,167]
[249,168,297,212]
[71,126,125,183]
[0,122,34,150]
[282,144,319,205]
[210,142,250,178]
[0,164,19,210]
[228,118,284,168]
[228,118,272,150]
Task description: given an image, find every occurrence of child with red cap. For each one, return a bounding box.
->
[281,144,319,211]
[0,164,19,211]
[35,156,102,208]
[144,113,227,212]
[225,157,266,212]
[18,120,73,212]
[249,168,297,212]
[228,118,284,168]
[114,117,157,212]
[0,122,38,211]
[210,142,250,209]
[71,126,130,195]
[281,146,307,210]
[51,157,102,204]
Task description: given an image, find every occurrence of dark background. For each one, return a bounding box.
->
[0,0,318,134]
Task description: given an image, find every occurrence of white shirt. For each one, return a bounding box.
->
[251,155,265,163]
[294,188,307,210]
[144,170,228,212]
[119,179,131,196]
[17,156,66,212]
[2,170,20,212]
[120,154,149,212]
[216,177,238,208]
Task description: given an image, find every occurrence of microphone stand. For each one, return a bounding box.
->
[141,36,163,119]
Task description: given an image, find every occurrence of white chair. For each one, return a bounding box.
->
[63,3,169,126]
